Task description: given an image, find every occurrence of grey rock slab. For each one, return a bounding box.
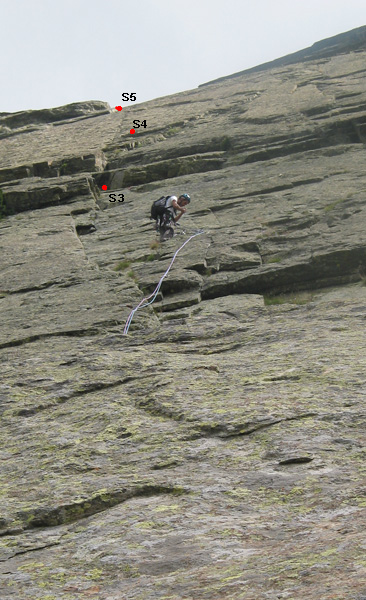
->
[0,274,141,348]
[0,210,89,293]
[1,28,366,600]
[0,110,118,169]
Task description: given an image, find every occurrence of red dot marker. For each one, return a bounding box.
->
[115,106,122,111]
[102,185,107,191]
[130,128,135,135]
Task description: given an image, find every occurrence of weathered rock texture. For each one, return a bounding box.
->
[1,27,366,600]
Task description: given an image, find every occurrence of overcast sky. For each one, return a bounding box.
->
[1,0,365,114]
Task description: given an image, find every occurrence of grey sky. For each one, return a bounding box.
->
[1,0,365,113]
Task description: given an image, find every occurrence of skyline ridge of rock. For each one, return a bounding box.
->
[200,24,366,86]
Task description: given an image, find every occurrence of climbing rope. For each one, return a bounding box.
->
[123,230,205,335]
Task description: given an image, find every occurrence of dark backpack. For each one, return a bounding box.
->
[150,196,171,220]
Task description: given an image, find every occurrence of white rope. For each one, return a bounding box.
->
[123,230,204,335]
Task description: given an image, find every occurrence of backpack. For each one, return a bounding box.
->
[150,196,171,220]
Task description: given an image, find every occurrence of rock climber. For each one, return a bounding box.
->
[152,193,191,241]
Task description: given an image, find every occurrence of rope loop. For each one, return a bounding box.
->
[123,230,205,335]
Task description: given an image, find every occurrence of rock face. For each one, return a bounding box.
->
[1,26,366,600]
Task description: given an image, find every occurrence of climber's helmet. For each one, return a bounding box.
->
[179,193,191,204]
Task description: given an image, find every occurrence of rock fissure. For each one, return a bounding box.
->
[14,377,137,417]
[13,484,187,532]
[0,322,123,350]
[193,412,319,439]
[0,541,61,562]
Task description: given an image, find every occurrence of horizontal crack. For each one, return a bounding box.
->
[201,246,366,299]
[191,412,318,439]
[218,178,325,204]
[15,377,137,417]
[1,281,62,295]
[0,320,123,349]
[0,541,61,562]
[10,484,187,533]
